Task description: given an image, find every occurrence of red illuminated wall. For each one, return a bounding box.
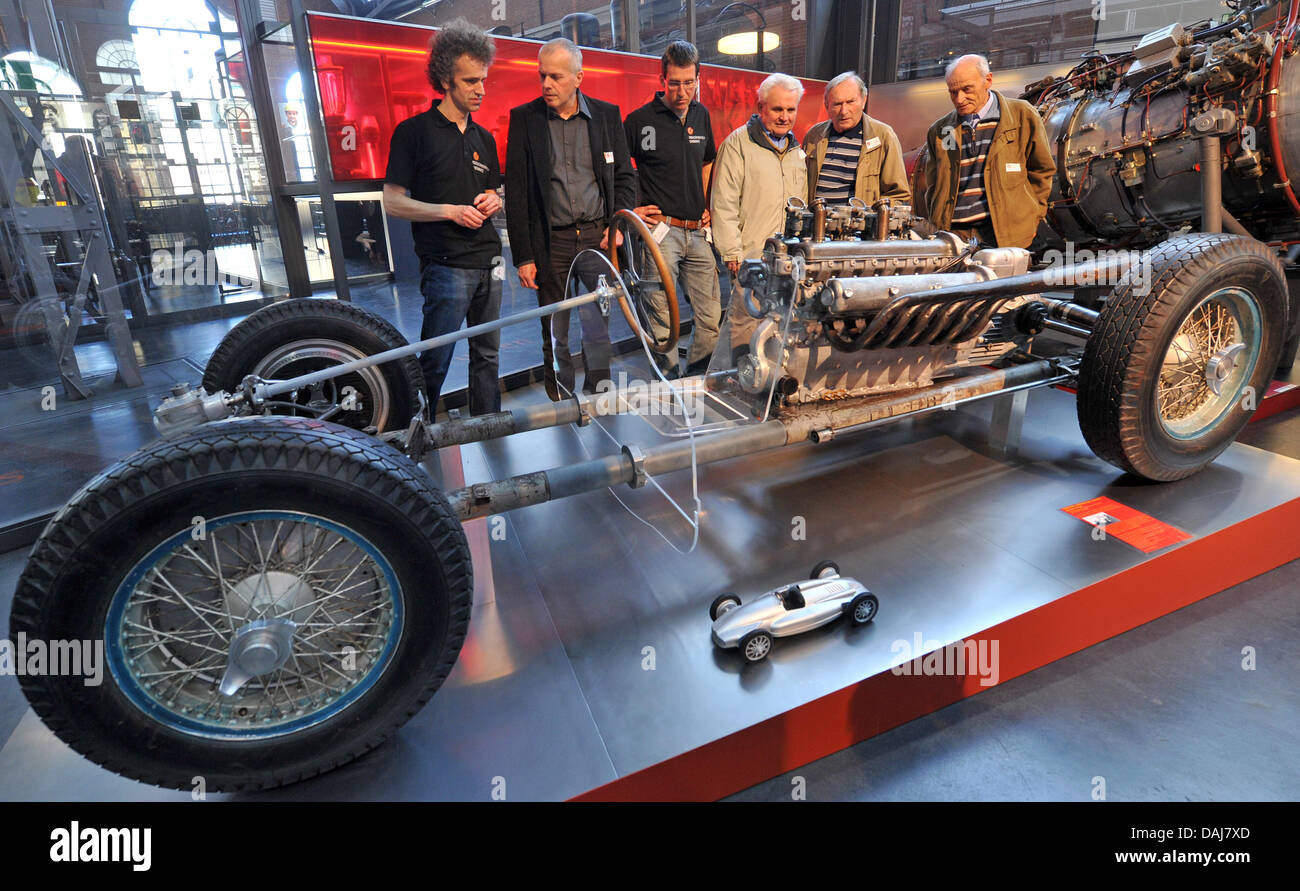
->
[307,13,827,182]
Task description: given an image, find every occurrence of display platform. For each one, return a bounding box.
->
[2,381,1300,801]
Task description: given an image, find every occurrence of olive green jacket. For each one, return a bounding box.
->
[803,115,911,206]
[923,91,1055,248]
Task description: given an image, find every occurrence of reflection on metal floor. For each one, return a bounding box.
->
[0,358,209,550]
[2,382,1300,800]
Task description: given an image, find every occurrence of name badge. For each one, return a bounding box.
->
[864,136,881,151]
[651,221,670,243]
[796,148,807,161]
[1005,162,1022,172]
[604,151,614,164]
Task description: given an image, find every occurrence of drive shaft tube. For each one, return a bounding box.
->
[446,360,1066,520]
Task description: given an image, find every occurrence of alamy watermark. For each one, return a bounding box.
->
[891,632,1000,687]
[0,633,104,686]
[592,371,706,421]
[151,243,219,287]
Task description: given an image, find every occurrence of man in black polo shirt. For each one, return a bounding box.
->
[624,40,720,379]
[383,19,503,416]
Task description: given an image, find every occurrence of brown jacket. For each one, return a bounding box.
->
[803,115,911,206]
[923,91,1055,248]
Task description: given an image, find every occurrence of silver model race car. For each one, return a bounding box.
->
[709,561,879,663]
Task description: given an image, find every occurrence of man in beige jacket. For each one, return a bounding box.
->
[711,73,807,362]
[803,71,909,208]
[711,73,808,273]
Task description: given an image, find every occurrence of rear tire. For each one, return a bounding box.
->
[709,593,742,621]
[1077,234,1287,480]
[810,560,840,580]
[9,416,471,791]
[203,298,424,433]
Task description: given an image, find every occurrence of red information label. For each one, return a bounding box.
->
[1061,496,1192,553]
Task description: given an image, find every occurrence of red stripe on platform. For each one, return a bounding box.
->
[571,496,1300,801]
[1252,382,1300,422]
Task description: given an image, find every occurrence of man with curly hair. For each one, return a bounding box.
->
[384,19,504,416]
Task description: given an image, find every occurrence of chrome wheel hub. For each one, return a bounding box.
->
[219,618,297,695]
[1205,342,1246,396]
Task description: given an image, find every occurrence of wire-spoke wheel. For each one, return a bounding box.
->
[1078,234,1287,481]
[1156,289,1260,440]
[108,511,403,738]
[10,417,470,790]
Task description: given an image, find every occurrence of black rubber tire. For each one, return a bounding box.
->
[1077,234,1288,481]
[739,630,773,663]
[203,298,424,433]
[709,593,742,621]
[846,592,879,626]
[9,416,471,792]
[810,559,840,580]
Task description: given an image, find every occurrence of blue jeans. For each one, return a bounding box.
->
[418,260,502,415]
[641,226,721,373]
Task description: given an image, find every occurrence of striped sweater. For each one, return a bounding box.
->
[813,120,863,204]
[951,96,1001,225]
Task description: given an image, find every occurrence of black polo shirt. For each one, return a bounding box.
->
[624,93,716,220]
[385,103,501,268]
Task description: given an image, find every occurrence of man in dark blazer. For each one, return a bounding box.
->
[505,37,636,400]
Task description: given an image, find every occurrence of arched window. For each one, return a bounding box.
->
[95,39,140,87]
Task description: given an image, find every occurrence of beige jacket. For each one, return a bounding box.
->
[803,115,911,206]
[710,115,809,263]
[923,90,1055,249]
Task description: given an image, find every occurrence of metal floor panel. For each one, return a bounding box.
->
[0,358,208,550]
[2,381,1299,799]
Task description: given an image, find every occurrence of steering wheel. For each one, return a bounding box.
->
[607,208,680,355]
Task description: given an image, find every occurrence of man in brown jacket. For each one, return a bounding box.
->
[804,71,909,208]
[922,54,1054,249]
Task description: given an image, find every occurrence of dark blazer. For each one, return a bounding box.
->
[504,92,636,276]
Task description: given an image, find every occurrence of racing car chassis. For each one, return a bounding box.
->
[8,205,1292,792]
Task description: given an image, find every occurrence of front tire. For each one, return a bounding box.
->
[846,592,879,626]
[9,416,471,791]
[1077,234,1287,480]
[739,630,773,663]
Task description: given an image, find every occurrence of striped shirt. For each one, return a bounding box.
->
[814,119,863,204]
[952,93,1000,225]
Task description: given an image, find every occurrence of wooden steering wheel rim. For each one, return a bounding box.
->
[607,208,680,355]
